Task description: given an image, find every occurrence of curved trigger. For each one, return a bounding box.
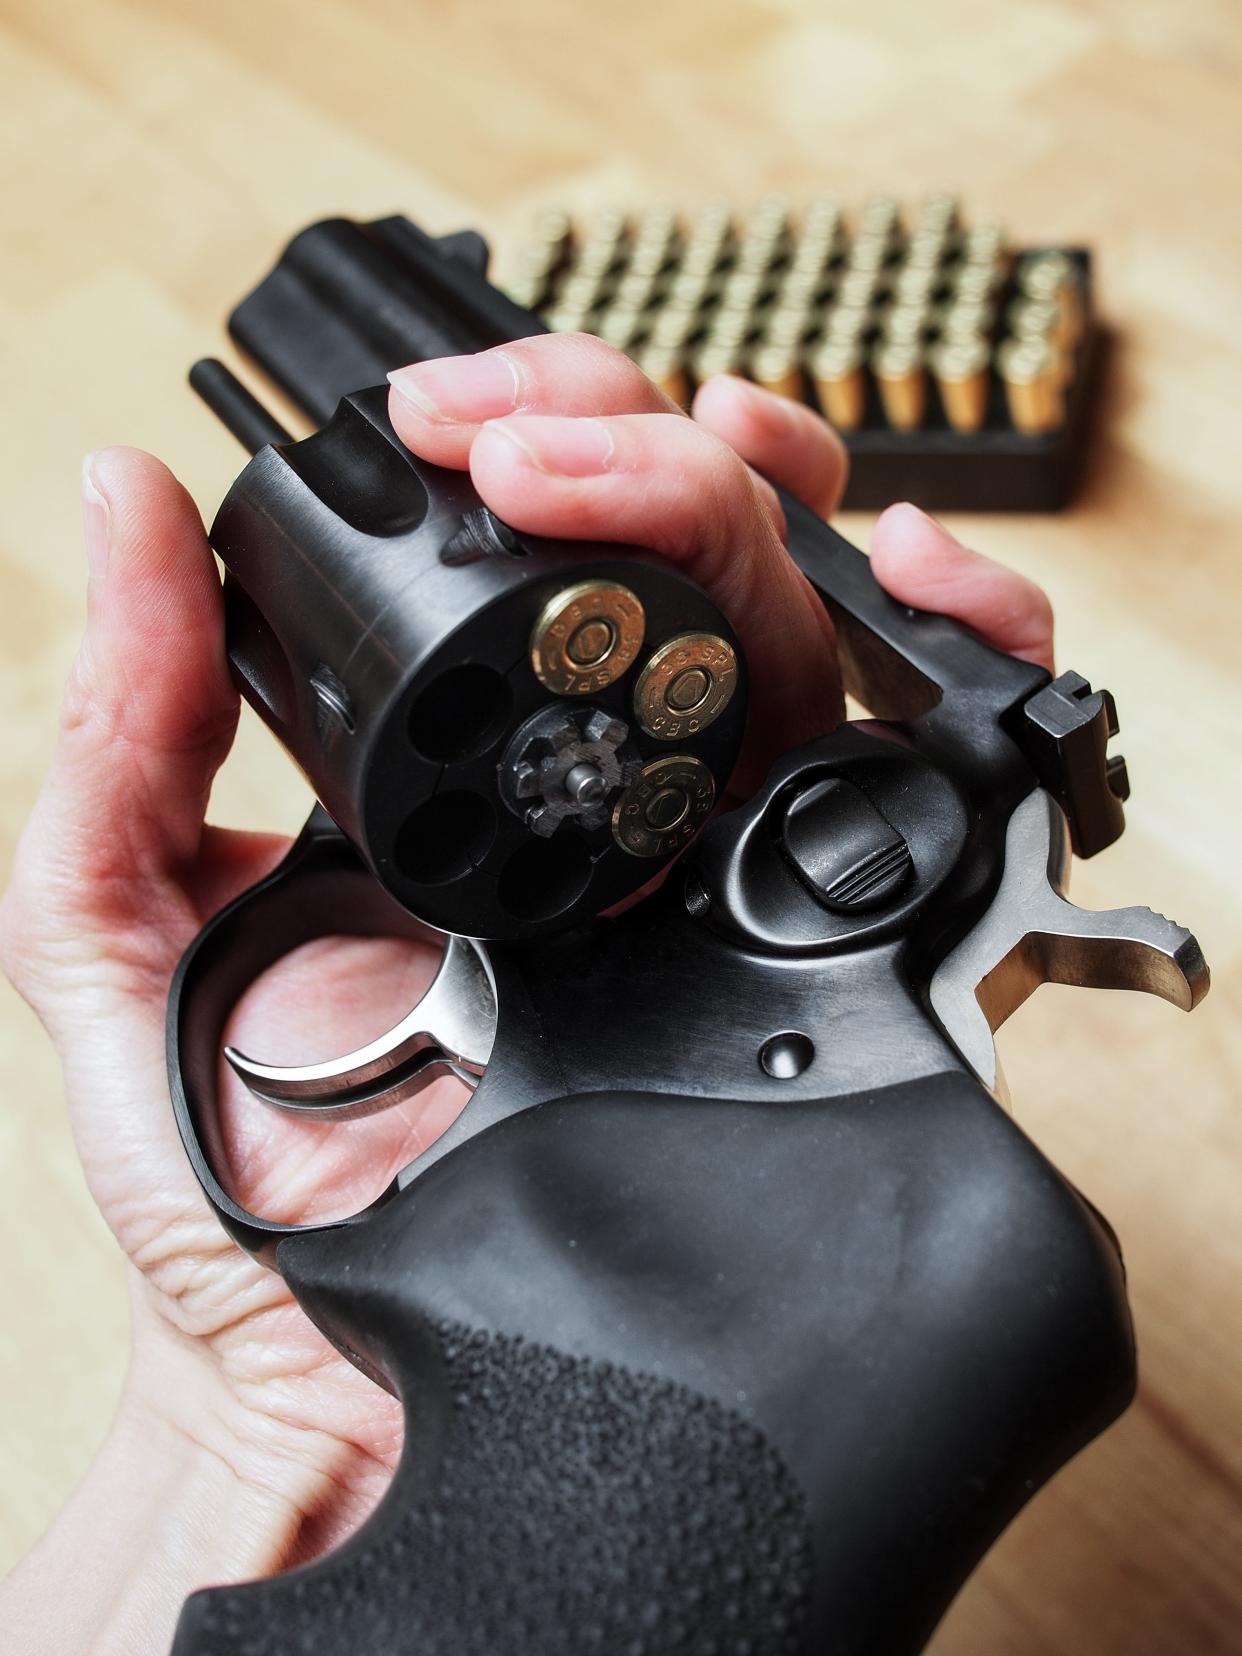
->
[225,935,496,1120]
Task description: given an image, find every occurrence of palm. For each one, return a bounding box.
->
[56,815,476,1492]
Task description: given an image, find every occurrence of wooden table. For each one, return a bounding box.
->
[1,1,1239,1649]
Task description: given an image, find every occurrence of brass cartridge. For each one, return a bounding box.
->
[929,336,991,432]
[997,337,1064,434]
[810,337,867,431]
[638,344,692,409]
[752,344,804,401]
[1017,253,1083,350]
[872,340,927,430]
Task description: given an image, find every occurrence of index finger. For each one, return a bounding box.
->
[387,333,678,468]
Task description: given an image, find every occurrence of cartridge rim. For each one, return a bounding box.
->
[530,580,646,695]
[633,630,739,739]
[612,754,717,857]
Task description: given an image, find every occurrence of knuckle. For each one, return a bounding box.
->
[750,471,788,540]
[689,420,758,494]
[676,424,775,552]
[58,646,100,741]
[513,332,669,414]
[549,330,651,392]
[521,329,623,370]
[578,333,655,393]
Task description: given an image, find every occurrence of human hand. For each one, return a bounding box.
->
[387,333,1055,796]
[0,341,1052,1653]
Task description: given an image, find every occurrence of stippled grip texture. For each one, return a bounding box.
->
[171,1073,1136,1656]
[175,1322,812,1654]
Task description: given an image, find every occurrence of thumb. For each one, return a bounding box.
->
[0,448,238,1005]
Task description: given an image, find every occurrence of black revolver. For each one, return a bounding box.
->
[166,217,1209,1656]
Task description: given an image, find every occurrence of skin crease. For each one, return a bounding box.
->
[0,338,1054,1655]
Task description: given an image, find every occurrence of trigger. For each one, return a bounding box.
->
[929,789,1209,1094]
[224,935,496,1119]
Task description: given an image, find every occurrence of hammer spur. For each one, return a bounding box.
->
[929,788,1209,1093]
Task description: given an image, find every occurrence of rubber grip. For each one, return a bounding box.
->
[171,1072,1135,1656]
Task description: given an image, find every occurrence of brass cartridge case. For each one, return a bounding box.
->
[929,336,991,432]
[997,337,1064,434]
[892,264,940,308]
[761,309,811,351]
[638,344,692,409]
[691,339,747,388]
[914,191,960,236]
[858,193,902,246]
[837,268,880,312]
[752,344,804,401]
[904,228,948,273]
[953,261,1003,306]
[824,301,872,346]
[1005,296,1071,386]
[1017,253,1083,350]
[810,338,867,430]
[937,297,996,342]
[882,304,931,349]
[595,304,644,352]
[650,304,700,351]
[872,340,927,430]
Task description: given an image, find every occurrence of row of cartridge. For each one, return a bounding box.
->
[503,195,1085,438]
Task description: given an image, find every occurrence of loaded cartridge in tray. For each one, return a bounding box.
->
[503,194,1100,513]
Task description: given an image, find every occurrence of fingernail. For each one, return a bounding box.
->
[485,415,616,477]
[387,351,522,423]
[904,501,954,536]
[734,374,797,429]
[81,454,110,580]
[892,500,933,527]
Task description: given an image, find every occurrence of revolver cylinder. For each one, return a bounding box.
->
[204,381,746,940]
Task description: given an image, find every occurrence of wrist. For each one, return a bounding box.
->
[0,1304,344,1656]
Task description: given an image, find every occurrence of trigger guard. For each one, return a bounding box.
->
[166,805,443,1266]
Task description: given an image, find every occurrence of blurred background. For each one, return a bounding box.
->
[0,1,1239,1651]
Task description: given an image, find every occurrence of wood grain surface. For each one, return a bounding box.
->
[1,1,1239,1650]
